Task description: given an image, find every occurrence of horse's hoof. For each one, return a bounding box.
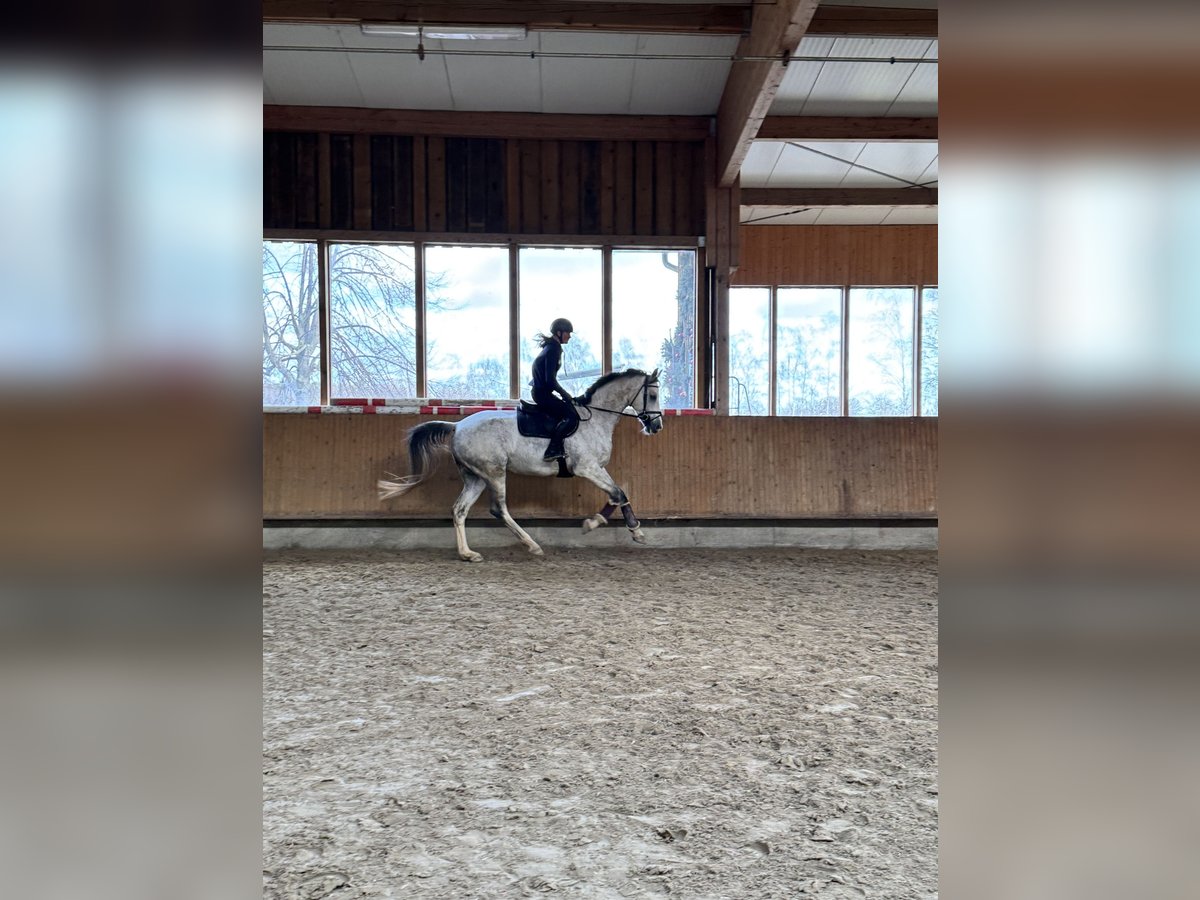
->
[631,529,646,544]
[460,552,484,563]
[582,514,606,533]
[528,545,544,556]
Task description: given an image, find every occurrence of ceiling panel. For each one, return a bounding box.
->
[888,40,939,116]
[769,36,836,116]
[628,34,736,115]
[768,142,864,187]
[264,50,366,107]
[840,142,939,187]
[540,32,640,114]
[799,38,935,117]
[881,207,939,225]
[443,41,543,112]
[344,46,455,110]
[741,207,823,226]
[739,142,787,188]
[813,206,893,225]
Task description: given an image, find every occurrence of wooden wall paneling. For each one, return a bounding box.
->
[294,133,319,228]
[393,135,414,230]
[266,132,298,228]
[484,139,506,233]
[599,140,615,234]
[411,136,427,231]
[672,142,692,236]
[317,133,332,228]
[427,137,447,231]
[560,140,581,234]
[262,415,938,519]
[329,134,355,229]
[465,137,488,231]
[352,134,372,230]
[634,141,654,234]
[690,142,706,237]
[444,137,468,232]
[654,142,673,236]
[579,141,601,233]
[614,142,634,234]
[733,225,938,286]
[540,141,562,233]
[505,140,521,233]
[520,139,540,233]
[263,131,281,228]
[369,135,395,230]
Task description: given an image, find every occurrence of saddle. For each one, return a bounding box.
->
[516,400,580,441]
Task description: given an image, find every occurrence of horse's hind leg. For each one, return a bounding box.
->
[486,474,543,556]
[452,470,488,562]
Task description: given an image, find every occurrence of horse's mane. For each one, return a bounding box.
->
[579,368,648,405]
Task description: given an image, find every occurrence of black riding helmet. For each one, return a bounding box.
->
[550,317,573,335]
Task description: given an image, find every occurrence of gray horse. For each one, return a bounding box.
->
[377,368,664,561]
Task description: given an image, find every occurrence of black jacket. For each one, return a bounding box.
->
[531,340,571,402]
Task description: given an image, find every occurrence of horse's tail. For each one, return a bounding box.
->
[377,421,457,501]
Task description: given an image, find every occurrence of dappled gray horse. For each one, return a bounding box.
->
[377,368,663,561]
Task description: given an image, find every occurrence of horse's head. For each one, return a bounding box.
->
[635,368,663,435]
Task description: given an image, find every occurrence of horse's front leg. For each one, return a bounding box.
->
[575,467,646,544]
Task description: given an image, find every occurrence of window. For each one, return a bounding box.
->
[518,247,602,398]
[262,241,320,406]
[612,249,696,408]
[848,288,915,416]
[728,287,770,415]
[776,288,842,416]
[920,287,938,416]
[329,243,417,399]
[424,245,510,399]
[725,283,936,417]
[262,240,697,407]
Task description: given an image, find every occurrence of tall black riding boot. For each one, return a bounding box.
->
[543,436,565,460]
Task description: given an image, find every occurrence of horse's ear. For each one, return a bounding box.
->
[650,368,660,381]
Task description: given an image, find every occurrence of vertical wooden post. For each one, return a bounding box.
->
[509,243,521,399]
[415,241,426,398]
[840,285,850,416]
[913,285,923,416]
[768,285,777,417]
[317,239,331,405]
[601,246,613,374]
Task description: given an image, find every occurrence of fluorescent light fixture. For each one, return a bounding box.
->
[360,23,527,40]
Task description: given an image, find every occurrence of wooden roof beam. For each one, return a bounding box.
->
[715,0,821,188]
[741,187,938,207]
[263,1,749,35]
[757,116,937,141]
[263,105,712,141]
[807,6,938,38]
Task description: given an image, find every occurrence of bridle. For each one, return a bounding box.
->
[578,376,662,430]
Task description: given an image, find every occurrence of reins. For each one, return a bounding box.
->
[576,376,660,427]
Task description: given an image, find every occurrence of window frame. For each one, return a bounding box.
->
[263,232,702,405]
[725,282,938,418]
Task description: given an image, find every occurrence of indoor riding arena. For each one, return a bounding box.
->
[263,3,939,897]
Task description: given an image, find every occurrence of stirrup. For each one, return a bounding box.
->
[556,458,574,478]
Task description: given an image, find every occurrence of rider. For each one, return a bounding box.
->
[531,317,580,461]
